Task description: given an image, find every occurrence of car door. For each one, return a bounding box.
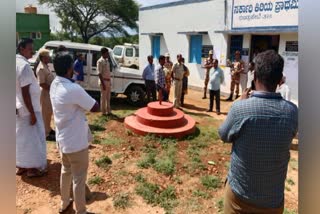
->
[109,53,123,93]
[90,50,103,92]
[123,47,134,68]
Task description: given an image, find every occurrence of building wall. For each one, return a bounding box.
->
[16,13,50,50]
[139,0,229,90]
[139,0,298,104]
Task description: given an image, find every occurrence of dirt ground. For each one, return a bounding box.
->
[16,89,298,214]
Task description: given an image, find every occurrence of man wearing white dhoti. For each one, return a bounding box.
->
[16,38,47,177]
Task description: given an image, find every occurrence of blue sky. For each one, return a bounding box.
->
[16,0,181,32]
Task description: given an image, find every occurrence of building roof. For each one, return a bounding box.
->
[140,0,210,11]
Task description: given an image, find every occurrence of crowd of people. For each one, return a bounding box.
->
[16,37,297,214]
[142,53,190,108]
[16,38,110,213]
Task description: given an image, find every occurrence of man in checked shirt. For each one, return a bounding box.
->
[219,50,298,214]
[155,55,168,103]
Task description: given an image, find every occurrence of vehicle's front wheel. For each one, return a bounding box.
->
[126,85,145,106]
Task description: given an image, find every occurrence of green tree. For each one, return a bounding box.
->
[39,0,139,43]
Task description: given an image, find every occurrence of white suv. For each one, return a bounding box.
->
[113,43,139,69]
[31,41,146,106]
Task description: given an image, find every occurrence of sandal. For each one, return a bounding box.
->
[16,168,27,176]
[26,169,45,178]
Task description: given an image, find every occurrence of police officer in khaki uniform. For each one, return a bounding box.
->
[97,47,112,115]
[171,54,185,108]
[202,50,214,99]
[226,50,244,101]
[164,53,173,100]
[36,49,56,141]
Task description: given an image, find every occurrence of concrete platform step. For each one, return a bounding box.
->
[147,102,174,116]
[124,114,196,139]
[135,107,185,128]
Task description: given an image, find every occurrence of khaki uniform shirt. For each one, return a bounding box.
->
[231,60,244,81]
[36,61,55,86]
[171,63,185,81]
[97,57,111,83]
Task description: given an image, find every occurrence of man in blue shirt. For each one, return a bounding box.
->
[206,59,224,115]
[73,53,85,85]
[219,50,298,213]
[142,55,156,102]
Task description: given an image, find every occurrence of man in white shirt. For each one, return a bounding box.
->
[50,52,99,214]
[16,38,47,177]
[277,75,291,101]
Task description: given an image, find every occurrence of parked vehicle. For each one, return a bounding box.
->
[30,41,146,106]
[113,43,139,69]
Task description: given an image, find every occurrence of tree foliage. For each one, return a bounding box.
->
[39,0,139,43]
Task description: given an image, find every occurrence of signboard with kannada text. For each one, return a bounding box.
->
[232,0,298,29]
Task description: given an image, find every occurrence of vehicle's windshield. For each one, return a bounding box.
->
[113,47,123,56]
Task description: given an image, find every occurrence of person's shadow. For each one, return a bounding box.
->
[21,160,108,203]
[21,160,61,197]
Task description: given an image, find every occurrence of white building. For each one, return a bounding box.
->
[139,0,298,104]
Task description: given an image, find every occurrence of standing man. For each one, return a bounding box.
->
[164,53,173,100]
[171,54,185,108]
[226,51,244,101]
[50,52,99,214]
[155,55,168,102]
[206,59,224,115]
[36,49,56,141]
[16,38,47,177]
[219,50,298,214]
[277,75,291,101]
[201,50,214,99]
[97,48,112,115]
[74,53,85,86]
[142,55,156,102]
[180,57,190,107]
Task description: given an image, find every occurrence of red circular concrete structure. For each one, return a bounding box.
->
[125,101,196,139]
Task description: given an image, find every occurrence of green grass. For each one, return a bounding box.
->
[135,181,177,214]
[114,109,135,118]
[192,189,211,199]
[95,156,112,168]
[201,175,221,189]
[283,208,297,214]
[184,198,203,212]
[174,176,183,184]
[216,198,224,213]
[116,170,130,177]
[187,125,220,144]
[138,139,177,176]
[154,157,175,176]
[90,115,109,133]
[137,152,157,169]
[88,176,104,185]
[112,153,123,160]
[286,178,295,186]
[135,173,146,183]
[101,132,124,146]
[186,135,210,173]
[92,135,102,144]
[113,192,131,209]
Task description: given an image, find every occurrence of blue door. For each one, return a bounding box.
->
[152,36,160,59]
[189,35,203,64]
